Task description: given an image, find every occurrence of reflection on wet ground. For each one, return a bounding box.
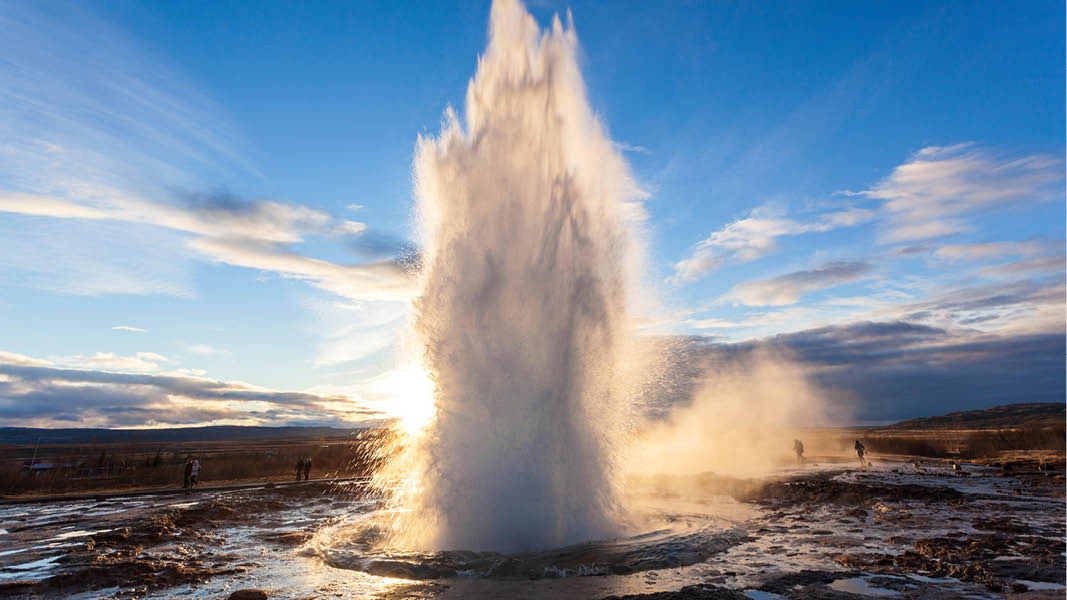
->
[0,460,1062,599]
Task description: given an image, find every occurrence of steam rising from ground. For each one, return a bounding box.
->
[628,350,850,477]
[380,0,648,552]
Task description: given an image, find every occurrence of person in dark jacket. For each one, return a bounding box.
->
[793,439,805,464]
[295,458,305,481]
[854,439,868,467]
[302,457,312,480]
[183,457,194,488]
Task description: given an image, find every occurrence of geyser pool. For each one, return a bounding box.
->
[382,0,649,553]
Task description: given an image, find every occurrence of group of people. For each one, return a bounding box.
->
[178,454,315,489]
[791,438,869,468]
[295,457,313,481]
[182,457,200,488]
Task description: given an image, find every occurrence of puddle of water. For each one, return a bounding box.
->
[744,591,784,599]
[906,574,957,584]
[1013,579,1067,591]
[0,554,64,581]
[46,528,112,541]
[43,542,80,550]
[83,508,127,516]
[829,576,900,597]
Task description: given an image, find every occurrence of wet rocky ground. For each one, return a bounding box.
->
[604,458,1066,600]
[0,458,1062,599]
[0,481,374,599]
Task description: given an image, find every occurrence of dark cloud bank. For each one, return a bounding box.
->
[677,321,1064,422]
[1,319,1062,428]
[0,364,380,428]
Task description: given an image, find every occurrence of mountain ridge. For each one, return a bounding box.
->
[0,425,368,445]
[880,402,1064,430]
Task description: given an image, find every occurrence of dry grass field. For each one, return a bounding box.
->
[1,403,1061,499]
[0,428,394,498]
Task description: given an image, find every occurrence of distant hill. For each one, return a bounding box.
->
[882,402,1065,430]
[0,425,369,446]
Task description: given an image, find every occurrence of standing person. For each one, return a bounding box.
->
[793,439,805,464]
[854,440,867,468]
[190,458,200,486]
[182,457,193,488]
[295,458,304,481]
[303,457,312,480]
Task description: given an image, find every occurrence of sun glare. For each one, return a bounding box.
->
[380,364,437,435]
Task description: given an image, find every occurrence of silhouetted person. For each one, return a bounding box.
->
[303,457,312,480]
[793,439,805,464]
[854,439,867,467]
[183,457,193,488]
[295,458,304,481]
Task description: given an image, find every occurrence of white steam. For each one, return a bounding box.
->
[628,349,850,477]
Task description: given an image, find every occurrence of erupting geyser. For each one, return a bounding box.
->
[385,0,649,552]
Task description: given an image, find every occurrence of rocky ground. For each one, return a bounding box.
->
[0,481,371,599]
[0,457,1062,599]
[603,457,1066,599]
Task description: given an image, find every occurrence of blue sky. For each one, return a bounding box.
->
[0,0,1063,427]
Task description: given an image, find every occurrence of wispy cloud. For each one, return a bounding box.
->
[858,144,1062,243]
[612,141,650,154]
[60,351,169,372]
[672,144,1061,286]
[931,240,1049,263]
[978,255,1064,279]
[0,351,381,428]
[887,274,1066,334]
[188,344,227,356]
[670,205,876,284]
[307,299,409,367]
[0,3,256,185]
[112,325,148,333]
[723,261,873,306]
[186,237,414,302]
[0,4,414,304]
[0,190,415,301]
[685,306,850,335]
[0,351,52,367]
[684,317,749,330]
[335,220,369,235]
[0,217,197,297]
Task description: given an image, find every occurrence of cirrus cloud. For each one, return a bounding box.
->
[670,205,877,284]
[723,261,873,306]
[860,144,1062,243]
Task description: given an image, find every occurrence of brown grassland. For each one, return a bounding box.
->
[0,429,394,498]
[1,421,1062,499]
